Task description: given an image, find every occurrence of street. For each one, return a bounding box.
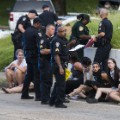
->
[0,91,120,120]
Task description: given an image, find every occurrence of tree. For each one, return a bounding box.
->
[52,0,67,15]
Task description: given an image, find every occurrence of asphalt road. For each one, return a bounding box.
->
[0,91,120,120]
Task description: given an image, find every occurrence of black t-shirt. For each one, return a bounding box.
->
[39,10,58,27]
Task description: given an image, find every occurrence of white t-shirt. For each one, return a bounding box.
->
[11,59,27,71]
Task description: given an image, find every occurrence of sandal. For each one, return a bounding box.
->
[1,87,10,94]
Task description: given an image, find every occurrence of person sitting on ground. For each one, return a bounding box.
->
[109,84,120,103]
[5,49,27,88]
[1,82,34,94]
[66,57,92,99]
[67,62,109,99]
[65,52,83,94]
[86,58,120,103]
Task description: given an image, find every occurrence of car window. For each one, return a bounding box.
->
[12,1,55,12]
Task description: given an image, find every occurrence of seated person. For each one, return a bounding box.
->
[5,49,27,88]
[67,62,109,99]
[109,84,120,103]
[1,82,34,94]
[65,52,83,94]
[66,57,92,99]
[86,58,120,103]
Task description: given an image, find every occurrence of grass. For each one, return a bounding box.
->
[67,0,98,14]
[0,36,13,71]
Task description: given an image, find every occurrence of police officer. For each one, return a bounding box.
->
[40,24,55,104]
[12,9,38,60]
[93,8,113,72]
[49,26,69,108]
[70,14,91,59]
[39,5,61,27]
[21,18,42,100]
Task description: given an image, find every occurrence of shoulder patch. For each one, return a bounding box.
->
[55,42,60,47]
[22,17,26,21]
[38,33,42,37]
[79,26,84,31]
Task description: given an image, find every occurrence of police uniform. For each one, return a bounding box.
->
[12,15,31,60]
[49,35,69,106]
[70,21,89,59]
[94,18,113,71]
[40,35,53,103]
[21,26,41,100]
[39,10,58,27]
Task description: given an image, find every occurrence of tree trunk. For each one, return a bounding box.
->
[52,0,67,15]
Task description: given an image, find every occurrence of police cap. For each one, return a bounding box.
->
[29,9,38,16]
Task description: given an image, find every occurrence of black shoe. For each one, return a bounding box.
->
[55,103,67,108]
[35,98,41,101]
[86,98,98,103]
[49,101,55,107]
[21,96,34,99]
[41,101,49,105]
[63,98,70,103]
[66,95,70,99]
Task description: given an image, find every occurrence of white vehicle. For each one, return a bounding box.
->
[8,0,56,30]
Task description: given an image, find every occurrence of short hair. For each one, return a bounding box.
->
[80,57,91,66]
[77,14,90,22]
[33,17,42,24]
[92,62,100,67]
[46,24,55,30]
[15,49,24,57]
[100,8,109,15]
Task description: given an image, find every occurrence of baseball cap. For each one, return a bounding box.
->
[42,4,49,9]
[29,9,38,16]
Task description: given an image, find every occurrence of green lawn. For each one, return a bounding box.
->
[0,36,13,71]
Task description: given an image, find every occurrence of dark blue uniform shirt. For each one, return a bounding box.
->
[23,26,42,58]
[15,15,31,33]
[51,35,69,64]
[40,34,53,61]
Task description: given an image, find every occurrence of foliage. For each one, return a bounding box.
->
[0,36,13,71]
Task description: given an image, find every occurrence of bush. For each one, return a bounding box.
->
[0,36,13,71]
